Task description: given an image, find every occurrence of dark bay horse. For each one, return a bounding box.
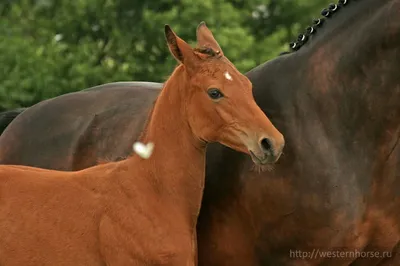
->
[0,82,162,170]
[0,23,284,265]
[1,0,400,264]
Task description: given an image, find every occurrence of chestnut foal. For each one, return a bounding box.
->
[0,23,284,265]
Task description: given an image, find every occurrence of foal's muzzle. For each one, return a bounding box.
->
[249,136,284,165]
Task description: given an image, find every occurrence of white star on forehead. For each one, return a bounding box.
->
[224,71,233,81]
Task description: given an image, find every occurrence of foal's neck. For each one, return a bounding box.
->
[129,65,206,223]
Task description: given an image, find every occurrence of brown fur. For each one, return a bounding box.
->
[0,23,284,265]
[0,1,399,265]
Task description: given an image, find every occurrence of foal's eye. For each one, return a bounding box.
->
[207,88,224,100]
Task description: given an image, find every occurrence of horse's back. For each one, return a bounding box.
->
[0,82,162,170]
[0,108,25,135]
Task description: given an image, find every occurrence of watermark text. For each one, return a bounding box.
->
[289,249,392,260]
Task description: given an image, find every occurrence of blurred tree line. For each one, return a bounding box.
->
[0,0,327,110]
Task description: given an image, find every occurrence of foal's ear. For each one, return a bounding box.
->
[164,25,194,64]
[196,22,224,56]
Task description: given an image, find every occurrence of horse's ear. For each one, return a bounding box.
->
[196,22,224,56]
[164,25,194,64]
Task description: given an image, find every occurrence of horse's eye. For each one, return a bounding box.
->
[207,88,224,100]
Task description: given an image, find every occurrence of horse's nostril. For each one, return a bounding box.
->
[260,138,273,153]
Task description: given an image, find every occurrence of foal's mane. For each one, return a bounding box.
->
[137,98,158,143]
[280,0,359,55]
[137,65,187,143]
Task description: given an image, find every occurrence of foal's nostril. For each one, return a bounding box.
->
[260,138,273,153]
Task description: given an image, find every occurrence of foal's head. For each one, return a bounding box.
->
[165,23,284,164]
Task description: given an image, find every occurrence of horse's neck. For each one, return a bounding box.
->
[271,1,400,161]
[127,66,206,223]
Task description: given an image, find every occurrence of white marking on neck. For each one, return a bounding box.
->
[224,71,233,81]
[132,142,154,159]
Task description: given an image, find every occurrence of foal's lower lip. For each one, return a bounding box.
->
[249,150,269,165]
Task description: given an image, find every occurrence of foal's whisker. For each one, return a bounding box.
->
[250,163,275,173]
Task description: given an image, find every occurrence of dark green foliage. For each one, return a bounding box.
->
[0,0,327,110]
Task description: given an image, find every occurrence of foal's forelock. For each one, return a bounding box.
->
[194,47,222,58]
